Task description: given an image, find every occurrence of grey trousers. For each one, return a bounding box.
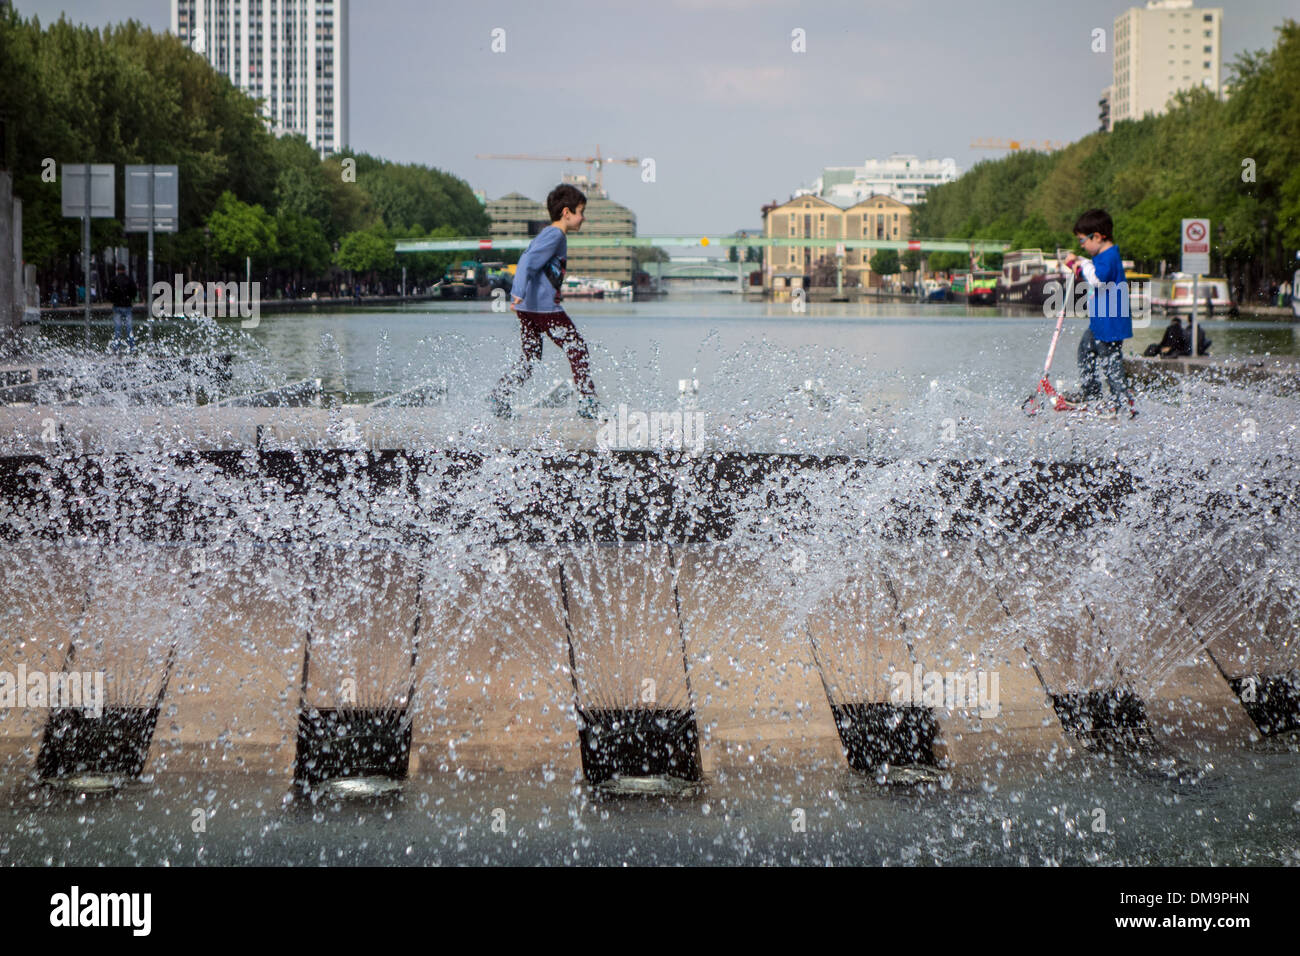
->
[1077,329,1131,409]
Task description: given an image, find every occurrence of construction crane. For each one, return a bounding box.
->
[475,145,640,196]
[970,138,1066,152]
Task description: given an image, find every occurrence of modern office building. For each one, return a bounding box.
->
[170,0,349,156]
[1108,0,1222,129]
[487,193,547,242]
[486,187,636,285]
[796,155,959,207]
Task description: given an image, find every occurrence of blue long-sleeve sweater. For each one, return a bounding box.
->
[1078,244,1132,342]
[510,225,566,312]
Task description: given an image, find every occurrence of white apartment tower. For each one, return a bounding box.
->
[170,0,349,156]
[1109,0,1221,129]
[798,155,960,206]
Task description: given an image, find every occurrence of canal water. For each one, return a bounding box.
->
[231,295,1300,407]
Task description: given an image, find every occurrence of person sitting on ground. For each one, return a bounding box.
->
[1189,320,1211,356]
[1144,315,1188,357]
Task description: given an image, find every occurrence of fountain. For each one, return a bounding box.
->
[0,313,1297,864]
[291,550,425,797]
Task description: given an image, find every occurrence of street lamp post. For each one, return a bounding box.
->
[1259,215,1270,305]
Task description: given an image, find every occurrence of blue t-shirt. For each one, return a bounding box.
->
[1087,244,1132,342]
[510,225,566,313]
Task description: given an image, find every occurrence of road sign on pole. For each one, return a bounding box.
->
[1181,218,1210,275]
[125,166,179,334]
[61,165,115,219]
[124,165,179,233]
[62,164,115,343]
[1182,219,1210,358]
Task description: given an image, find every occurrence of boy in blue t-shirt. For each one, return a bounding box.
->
[1063,208,1137,418]
[489,183,599,419]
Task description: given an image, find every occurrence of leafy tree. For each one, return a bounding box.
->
[335,227,396,275]
[274,210,331,277]
[401,224,463,283]
[632,246,669,265]
[1113,193,1197,270]
[270,134,331,223]
[0,12,492,291]
[907,19,1300,297]
[927,251,968,272]
[870,248,900,275]
[205,191,276,270]
[1008,213,1071,256]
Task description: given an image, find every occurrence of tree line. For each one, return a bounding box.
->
[0,11,489,301]
[913,19,1300,298]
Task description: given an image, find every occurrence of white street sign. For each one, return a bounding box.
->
[61,164,115,218]
[1181,218,1210,275]
[124,165,180,233]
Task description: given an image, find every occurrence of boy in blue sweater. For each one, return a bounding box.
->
[1063,209,1137,418]
[490,183,599,419]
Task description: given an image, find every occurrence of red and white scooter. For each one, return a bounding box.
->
[1022,249,1093,416]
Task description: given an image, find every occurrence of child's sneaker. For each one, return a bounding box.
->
[489,394,512,419]
[576,396,601,420]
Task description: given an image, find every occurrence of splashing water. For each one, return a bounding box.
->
[1,305,1298,862]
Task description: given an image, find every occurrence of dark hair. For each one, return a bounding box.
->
[1073,208,1114,239]
[547,184,586,222]
[115,263,126,271]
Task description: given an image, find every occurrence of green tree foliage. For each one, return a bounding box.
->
[274,210,331,277]
[335,227,397,275]
[270,134,332,224]
[400,224,462,280]
[0,11,488,290]
[869,248,900,275]
[912,19,1300,294]
[927,251,968,272]
[1,12,275,271]
[206,191,276,269]
[1008,212,1072,256]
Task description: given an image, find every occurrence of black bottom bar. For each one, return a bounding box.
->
[36,706,160,781]
[829,702,938,771]
[577,708,702,786]
[293,706,412,790]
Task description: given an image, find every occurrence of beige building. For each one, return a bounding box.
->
[762,194,911,291]
[1109,1,1222,129]
[568,196,636,284]
[486,190,636,284]
[487,192,546,241]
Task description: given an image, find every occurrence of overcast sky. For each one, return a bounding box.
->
[18,0,1297,234]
